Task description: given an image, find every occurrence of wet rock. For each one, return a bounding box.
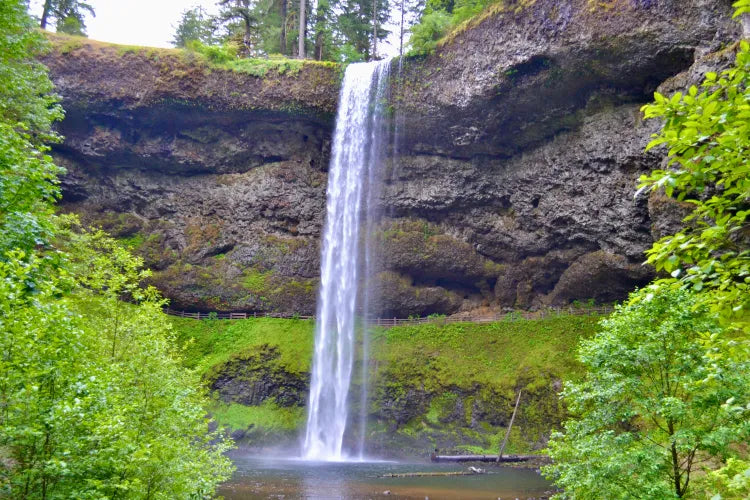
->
[396,0,740,158]
[372,271,464,317]
[545,250,654,305]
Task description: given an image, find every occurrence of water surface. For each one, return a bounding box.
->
[218,455,552,499]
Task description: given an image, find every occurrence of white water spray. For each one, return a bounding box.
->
[303,60,391,461]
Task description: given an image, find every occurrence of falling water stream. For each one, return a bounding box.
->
[220,57,555,497]
[303,60,391,461]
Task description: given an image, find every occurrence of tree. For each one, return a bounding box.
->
[1,2,234,496]
[311,0,338,60]
[633,30,750,499]
[337,0,390,60]
[172,6,219,47]
[218,0,259,55]
[39,0,95,36]
[1,224,235,498]
[298,0,306,57]
[543,287,750,499]
[279,0,288,54]
[637,39,750,324]
[0,0,64,256]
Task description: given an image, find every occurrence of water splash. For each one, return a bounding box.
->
[303,60,391,461]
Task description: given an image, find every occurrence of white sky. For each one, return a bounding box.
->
[30,0,219,48]
[30,0,401,56]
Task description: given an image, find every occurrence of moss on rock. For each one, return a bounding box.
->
[172,313,602,456]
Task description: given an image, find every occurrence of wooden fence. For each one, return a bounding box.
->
[163,305,614,327]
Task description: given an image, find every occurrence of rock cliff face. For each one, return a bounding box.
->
[377,0,740,313]
[47,0,741,315]
[47,37,338,313]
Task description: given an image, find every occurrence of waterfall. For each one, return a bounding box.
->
[303,59,391,461]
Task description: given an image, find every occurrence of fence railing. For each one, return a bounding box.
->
[163,309,315,321]
[163,305,614,327]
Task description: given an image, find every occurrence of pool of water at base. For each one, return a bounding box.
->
[218,454,553,499]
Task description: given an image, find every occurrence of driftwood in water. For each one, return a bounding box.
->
[379,470,483,478]
[431,454,544,463]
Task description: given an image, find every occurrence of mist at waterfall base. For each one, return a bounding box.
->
[302,59,391,462]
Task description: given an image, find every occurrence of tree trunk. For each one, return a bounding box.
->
[399,0,405,57]
[40,0,53,29]
[280,0,287,55]
[372,0,377,60]
[243,14,252,55]
[315,30,323,60]
[298,0,305,59]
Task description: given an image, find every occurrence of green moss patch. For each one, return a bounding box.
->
[171,313,602,454]
[371,314,598,387]
[171,315,314,376]
[210,400,305,434]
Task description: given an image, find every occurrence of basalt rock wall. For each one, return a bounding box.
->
[376,0,741,314]
[46,37,338,313]
[47,0,742,315]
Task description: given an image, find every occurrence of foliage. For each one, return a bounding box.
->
[171,312,601,450]
[638,40,750,323]
[693,458,750,499]
[172,315,314,375]
[172,6,220,48]
[184,39,311,76]
[635,32,750,498]
[407,9,451,55]
[0,2,234,496]
[0,0,64,255]
[406,0,497,55]
[210,401,305,434]
[170,0,390,62]
[1,225,234,498]
[373,313,600,387]
[39,0,95,36]
[336,0,391,60]
[543,288,750,499]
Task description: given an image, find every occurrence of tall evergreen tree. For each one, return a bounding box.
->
[218,0,259,55]
[172,7,219,47]
[39,0,94,36]
[337,0,389,60]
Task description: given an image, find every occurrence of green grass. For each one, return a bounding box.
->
[118,233,144,250]
[170,316,314,376]
[172,313,599,383]
[371,314,600,389]
[241,269,271,293]
[210,400,304,433]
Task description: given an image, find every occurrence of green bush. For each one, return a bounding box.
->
[543,288,750,499]
[407,10,452,56]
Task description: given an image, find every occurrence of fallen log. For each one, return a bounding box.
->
[430,454,545,463]
[379,470,482,478]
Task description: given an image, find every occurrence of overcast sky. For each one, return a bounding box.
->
[30,0,219,48]
[29,0,401,56]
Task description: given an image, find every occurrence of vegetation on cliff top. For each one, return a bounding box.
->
[49,32,339,79]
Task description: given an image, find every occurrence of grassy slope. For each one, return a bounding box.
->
[49,33,338,78]
[172,316,315,375]
[171,313,602,451]
[371,314,598,388]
